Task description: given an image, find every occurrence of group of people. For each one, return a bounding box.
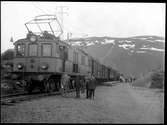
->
[60,73,96,100]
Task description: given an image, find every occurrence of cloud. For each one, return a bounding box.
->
[1,2,165,53]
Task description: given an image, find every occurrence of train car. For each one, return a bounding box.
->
[7,15,119,93]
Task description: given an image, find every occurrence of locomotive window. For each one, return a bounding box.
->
[16,44,25,57]
[42,44,52,56]
[28,43,38,56]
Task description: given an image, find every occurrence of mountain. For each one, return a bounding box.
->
[1,35,165,79]
[69,35,165,78]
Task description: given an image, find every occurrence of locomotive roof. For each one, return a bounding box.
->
[14,35,60,44]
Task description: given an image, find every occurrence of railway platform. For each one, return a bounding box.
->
[1,83,164,123]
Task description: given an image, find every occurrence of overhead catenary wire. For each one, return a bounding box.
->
[30,4,88,40]
[29,3,63,37]
[32,2,49,15]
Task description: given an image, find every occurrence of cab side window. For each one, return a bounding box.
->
[73,51,79,73]
[28,43,38,56]
[42,43,52,56]
[16,43,25,57]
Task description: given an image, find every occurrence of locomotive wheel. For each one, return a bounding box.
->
[44,79,55,93]
[56,81,61,91]
[26,80,33,94]
[22,80,28,91]
[48,79,55,92]
[39,81,45,93]
[44,80,50,92]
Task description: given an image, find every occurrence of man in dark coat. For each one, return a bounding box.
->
[80,76,85,94]
[85,78,90,99]
[88,75,96,99]
[85,73,92,99]
[75,75,81,98]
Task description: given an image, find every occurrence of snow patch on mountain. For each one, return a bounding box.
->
[125,40,132,43]
[94,40,99,43]
[142,45,147,48]
[139,38,148,40]
[130,50,134,53]
[87,42,94,46]
[155,39,165,42]
[72,42,81,46]
[146,40,155,43]
[140,47,165,52]
[104,39,115,45]
[119,40,132,43]
[136,51,146,53]
[118,44,135,50]
[74,41,82,44]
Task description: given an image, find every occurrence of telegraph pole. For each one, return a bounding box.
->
[67,32,72,45]
[55,6,68,39]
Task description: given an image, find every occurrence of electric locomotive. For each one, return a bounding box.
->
[8,15,119,93]
[10,15,91,93]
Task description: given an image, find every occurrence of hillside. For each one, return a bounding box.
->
[69,35,165,78]
[1,49,15,60]
[1,35,165,79]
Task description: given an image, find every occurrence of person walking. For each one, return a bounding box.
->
[88,75,96,100]
[75,75,81,98]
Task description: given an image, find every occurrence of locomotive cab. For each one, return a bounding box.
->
[11,15,65,93]
[13,31,60,72]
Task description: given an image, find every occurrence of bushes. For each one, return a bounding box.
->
[150,70,164,89]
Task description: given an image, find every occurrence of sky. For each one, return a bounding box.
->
[1,2,166,53]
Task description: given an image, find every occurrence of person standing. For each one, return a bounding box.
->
[80,76,85,94]
[60,73,70,97]
[72,79,75,89]
[75,75,81,98]
[89,75,96,99]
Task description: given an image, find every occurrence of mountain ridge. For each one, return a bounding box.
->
[70,35,165,78]
[1,35,165,79]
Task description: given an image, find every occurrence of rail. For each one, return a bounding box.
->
[1,89,76,105]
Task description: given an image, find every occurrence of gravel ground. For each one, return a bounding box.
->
[1,83,164,123]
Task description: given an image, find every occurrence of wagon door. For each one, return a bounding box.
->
[59,45,68,72]
[91,59,94,75]
[73,51,78,73]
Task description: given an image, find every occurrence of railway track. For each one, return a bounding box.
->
[1,89,75,105]
[1,92,28,98]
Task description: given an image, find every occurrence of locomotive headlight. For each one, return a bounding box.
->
[30,35,37,42]
[41,64,48,70]
[17,64,23,69]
